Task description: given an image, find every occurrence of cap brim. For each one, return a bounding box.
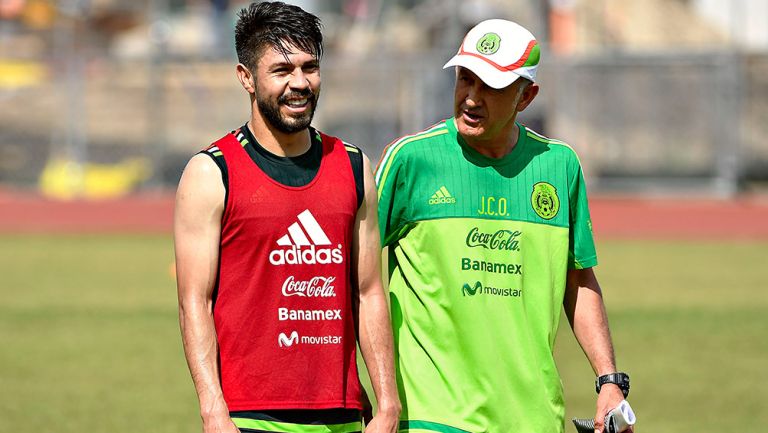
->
[443,54,521,90]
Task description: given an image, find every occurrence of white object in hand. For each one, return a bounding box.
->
[607,400,636,432]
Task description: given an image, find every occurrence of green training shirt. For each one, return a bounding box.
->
[375,118,597,433]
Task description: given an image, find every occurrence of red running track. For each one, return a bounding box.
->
[1,190,768,239]
[0,191,174,234]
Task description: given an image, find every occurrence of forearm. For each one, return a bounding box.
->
[564,268,617,376]
[179,295,229,419]
[353,154,401,425]
[357,287,400,413]
[564,268,632,431]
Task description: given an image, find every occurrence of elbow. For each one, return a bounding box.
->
[178,292,214,323]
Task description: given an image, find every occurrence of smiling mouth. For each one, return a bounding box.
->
[279,90,314,111]
[283,98,310,109]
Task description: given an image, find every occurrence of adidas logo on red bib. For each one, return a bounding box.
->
[269,209,344,266]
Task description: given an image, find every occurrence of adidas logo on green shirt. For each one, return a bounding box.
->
[429,186,456,205]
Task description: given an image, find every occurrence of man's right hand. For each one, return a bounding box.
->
[363,409,400,433]
[202,413,240,433]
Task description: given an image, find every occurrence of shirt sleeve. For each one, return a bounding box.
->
[374,146,407,247]
[568,157,598,269]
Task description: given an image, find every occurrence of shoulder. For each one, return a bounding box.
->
[183,152,223,181]
[176,153,225,212]
[200,142,224,158]
[196,131,241,167]
[197,134,234,182]
[375,120,451,179]
[382,120,451,161]
[524,125,582,167]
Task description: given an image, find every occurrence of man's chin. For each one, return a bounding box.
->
[281,109,314,127]
[456,121,486,139]
[272,116,313,134]
[287,115,313,130]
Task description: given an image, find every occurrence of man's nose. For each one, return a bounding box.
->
[464,83,483,106]
[464,92,480,107]
[288,69,310,90]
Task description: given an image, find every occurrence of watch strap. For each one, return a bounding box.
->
[596,372,630,397]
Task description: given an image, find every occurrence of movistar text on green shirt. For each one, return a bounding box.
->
[462,281,522,297]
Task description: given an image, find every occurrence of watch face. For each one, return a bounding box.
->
[596,373,630,397]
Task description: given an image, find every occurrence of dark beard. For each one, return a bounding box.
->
[256,89,318,134]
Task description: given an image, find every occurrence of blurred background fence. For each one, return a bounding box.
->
[1,0,767,198]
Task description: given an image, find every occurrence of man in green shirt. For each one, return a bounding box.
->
[375,19,633,433]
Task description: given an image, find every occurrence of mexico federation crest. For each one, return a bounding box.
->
[476,32,501,55]
[531,182,560,220]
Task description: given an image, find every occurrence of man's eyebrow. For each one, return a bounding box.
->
[268,58,319,70]
[269,61,294,70]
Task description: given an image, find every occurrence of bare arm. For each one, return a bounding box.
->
[352,155,401,433]
[174,154,238,433]
[563,267,632,433]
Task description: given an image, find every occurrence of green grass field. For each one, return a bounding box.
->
[1,234,765,432]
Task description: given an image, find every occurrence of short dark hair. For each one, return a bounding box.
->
[235,1,323,71]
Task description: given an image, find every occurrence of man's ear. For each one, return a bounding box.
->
[516,82,539,112]
[236,63,256,94]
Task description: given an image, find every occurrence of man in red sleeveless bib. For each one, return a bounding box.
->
[174,3,400,433]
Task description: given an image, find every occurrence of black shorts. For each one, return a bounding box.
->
[230,408,362,433]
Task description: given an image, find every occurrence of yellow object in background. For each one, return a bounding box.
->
[39,157,151,200]
[0,61,47,88]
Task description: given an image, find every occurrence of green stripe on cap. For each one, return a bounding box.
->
[522,43,540,68]
[231,418,361,433]
[399,420,471,433]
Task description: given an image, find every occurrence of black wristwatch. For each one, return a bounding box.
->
[595,372,630,398]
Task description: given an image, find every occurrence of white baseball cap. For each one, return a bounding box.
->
[443,19,540,89]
